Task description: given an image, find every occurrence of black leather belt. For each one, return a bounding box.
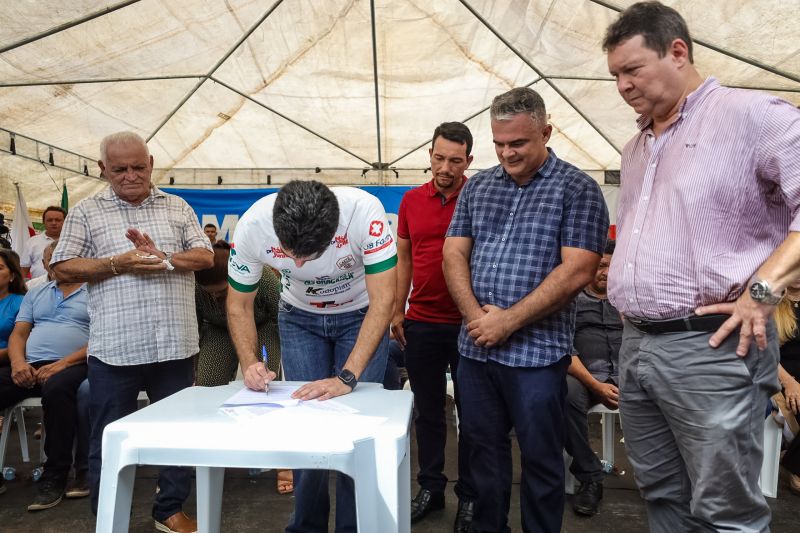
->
[627,314,729,334]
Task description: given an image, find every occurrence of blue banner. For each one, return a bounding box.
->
[163,186,413,243]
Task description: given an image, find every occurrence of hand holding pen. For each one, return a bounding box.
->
[242,344,277,392]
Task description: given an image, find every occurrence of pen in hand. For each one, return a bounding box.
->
[262,345,269,392]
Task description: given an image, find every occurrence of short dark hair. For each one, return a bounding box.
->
[490,87,547,125]
[0,248,27,295]
[204,223,217,230]
[432,122,473,157]
[273,180,339,258]
[195,243,230,286]
[604,239,616,256]
[603,1,694,63]
[42,206,66,222]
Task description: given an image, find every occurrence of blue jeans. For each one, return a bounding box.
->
[76,378,91,472]
[279,301,388,533]
[458,355,569,533]
[88,356,194,521]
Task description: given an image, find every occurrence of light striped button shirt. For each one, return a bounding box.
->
[51,186,212,365]
[608,77,800,320]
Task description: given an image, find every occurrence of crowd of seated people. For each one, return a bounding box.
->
[0,240,90,509]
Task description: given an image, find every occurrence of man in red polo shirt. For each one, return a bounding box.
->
[392,122,476,532]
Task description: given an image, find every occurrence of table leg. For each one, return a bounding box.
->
[352,438,379,531]
[196,466,225,533]
[95,464,136,533]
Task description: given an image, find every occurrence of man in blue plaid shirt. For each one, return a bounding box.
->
[443,87,609,533]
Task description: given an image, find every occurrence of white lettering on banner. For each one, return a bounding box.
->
[202,214,239,242]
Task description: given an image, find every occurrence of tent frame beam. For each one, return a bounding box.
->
[369,0,384,169]
[0,0,142,54]
[387,76,544,167]
[0,75,204,88]
[588,0,800,84]
[209,77,372,167]
[146,0,285,143]
[459,0,622,155]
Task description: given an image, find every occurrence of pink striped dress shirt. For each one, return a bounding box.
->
[608,77,800,320]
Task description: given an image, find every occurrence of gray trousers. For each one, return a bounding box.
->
[619,321,779,533]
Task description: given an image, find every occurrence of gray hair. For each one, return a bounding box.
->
[99,131,150,163]
[490,87,547,125]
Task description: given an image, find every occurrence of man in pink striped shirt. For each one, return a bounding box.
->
[604,2,800,532]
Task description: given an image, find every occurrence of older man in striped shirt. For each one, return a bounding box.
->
[604,3,800,533]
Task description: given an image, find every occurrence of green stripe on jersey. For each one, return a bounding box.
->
[364,254,398,275]
[228,276,259,293]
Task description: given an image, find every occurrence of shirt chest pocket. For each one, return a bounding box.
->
[140,219,182,254]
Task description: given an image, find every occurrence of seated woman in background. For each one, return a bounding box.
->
[195,241,281,384]
[194,242,293,494]
[0,249,27,364]
[0,248,26,491]
[774,280,800,495]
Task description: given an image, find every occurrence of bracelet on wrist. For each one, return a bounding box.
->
[109,255,120,276]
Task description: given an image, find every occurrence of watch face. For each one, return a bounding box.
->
[750,282,767,301]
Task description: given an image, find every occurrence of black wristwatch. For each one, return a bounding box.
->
[337,369,358,390]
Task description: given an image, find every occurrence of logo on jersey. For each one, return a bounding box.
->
[266,246,287,258]
[309,300,353,309]
[306,283,352,296]
[369,220,384,237]
[230,262,251,273]
[364,234,394,255]
[304,272,355,286]
[337,255,356,270]
[332,234,349,248]
[229,244,237,256]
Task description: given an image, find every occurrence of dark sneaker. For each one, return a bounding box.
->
[65,470,90,499]
[573,480,603,516]
[453,499,474,532]
[27,477,66,511]
[410,488,445,523]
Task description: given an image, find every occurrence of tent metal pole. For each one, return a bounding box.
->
[458,0,622,154]
[588,0,800,84]
[0,75,204,88]
[0,0,142,54]
[146,0,285,143]
[369,0,384,174]
[210,78,373,166]
[387,76,543,167]
[0,152,104,182]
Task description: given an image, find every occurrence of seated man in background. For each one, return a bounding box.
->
[27,239,57,290]
[0,239,89,511]
[564,240,621,517]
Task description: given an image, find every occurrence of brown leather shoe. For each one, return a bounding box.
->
[154,511,197,533]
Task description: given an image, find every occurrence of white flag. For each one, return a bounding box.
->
[10,183,33,255]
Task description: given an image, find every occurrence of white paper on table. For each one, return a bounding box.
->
[300,398,359,414]
[221,384,300,408]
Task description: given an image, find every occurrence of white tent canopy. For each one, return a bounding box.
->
[1,0,798,211]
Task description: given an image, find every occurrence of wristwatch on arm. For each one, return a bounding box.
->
[337,369,358,391]
[162,251,175,271]
[748,276,785,305]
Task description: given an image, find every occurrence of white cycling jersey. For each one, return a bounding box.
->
[228,187,397,314]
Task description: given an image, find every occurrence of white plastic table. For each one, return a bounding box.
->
[96,382,413,533]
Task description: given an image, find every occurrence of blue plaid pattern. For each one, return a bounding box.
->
[446,149,609,367]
